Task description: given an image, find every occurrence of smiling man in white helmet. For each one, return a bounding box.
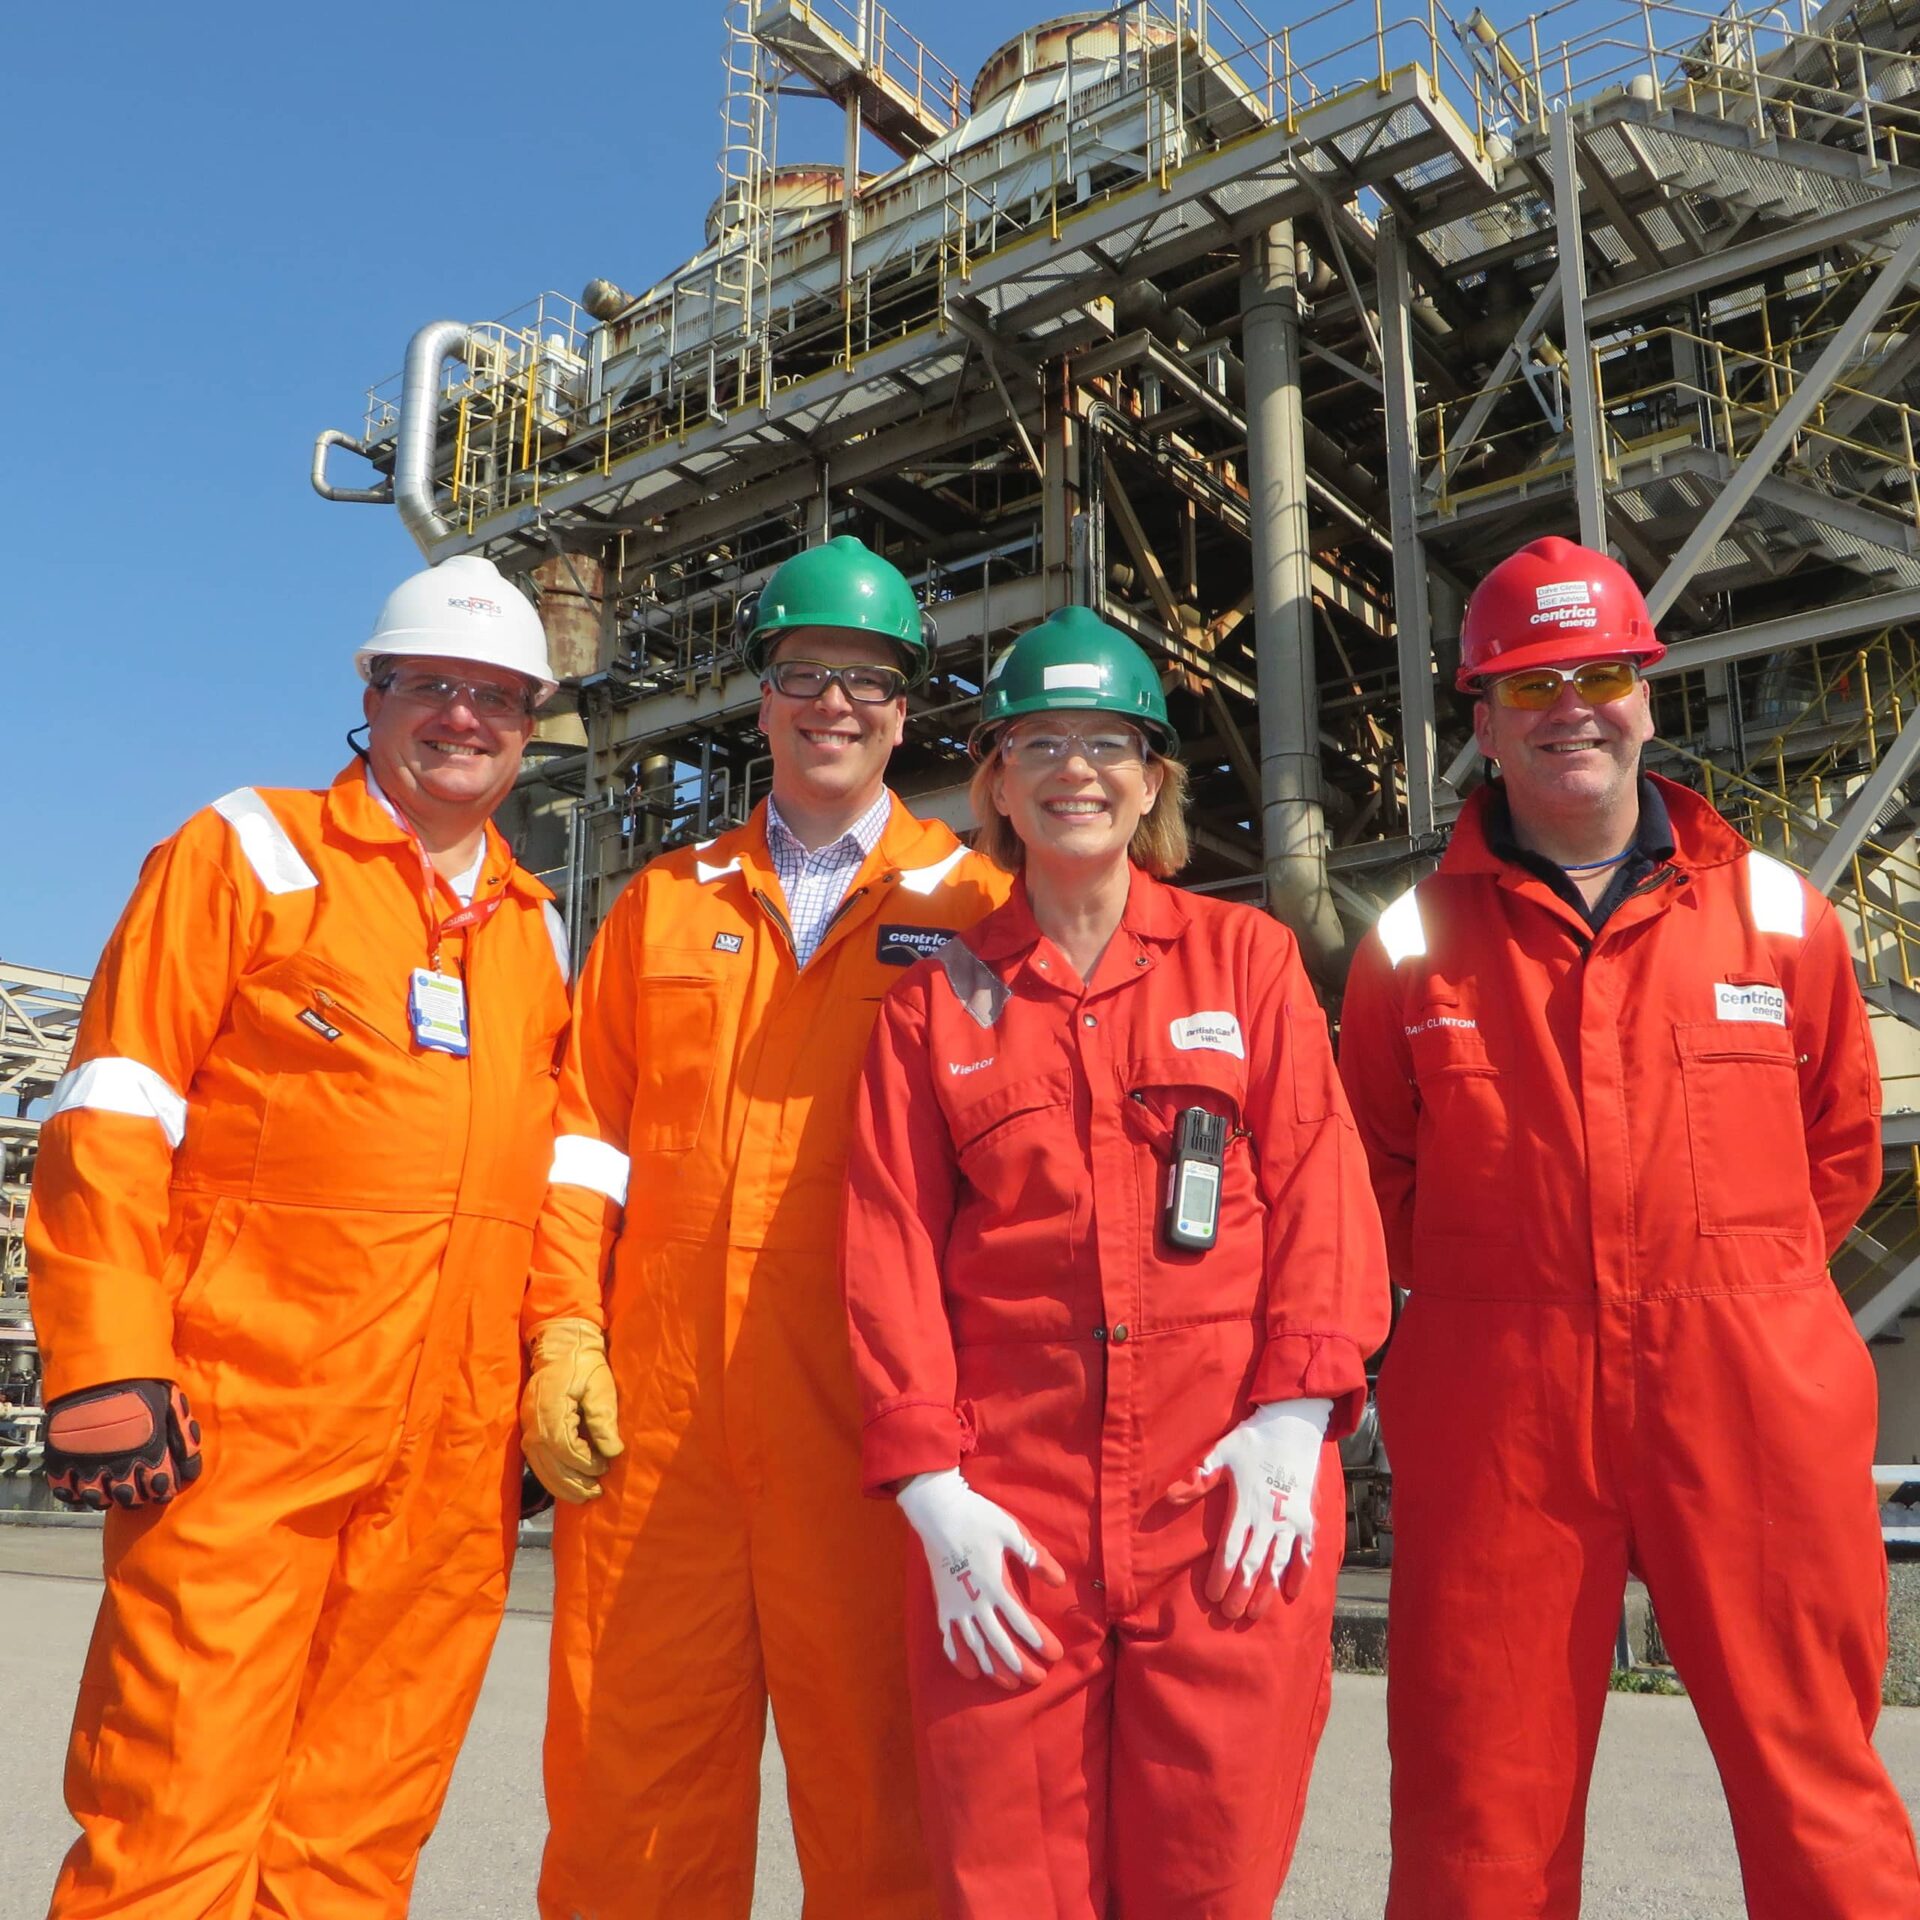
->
[29,553,575,1918]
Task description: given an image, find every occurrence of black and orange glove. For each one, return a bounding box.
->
[43,1379,204,1511]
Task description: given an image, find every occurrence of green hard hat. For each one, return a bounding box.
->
[970,605,1178,757]
[739,536,932,687]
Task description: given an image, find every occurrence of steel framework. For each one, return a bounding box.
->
[313,0,1920,1432]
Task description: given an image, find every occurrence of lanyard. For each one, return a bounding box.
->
[395,819,506,971]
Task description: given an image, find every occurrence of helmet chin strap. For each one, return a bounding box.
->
[346,722,371,761]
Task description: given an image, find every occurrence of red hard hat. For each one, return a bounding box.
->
[1456,536,1665,692]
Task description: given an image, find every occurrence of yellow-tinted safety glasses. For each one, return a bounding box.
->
[1488,659,1642,711]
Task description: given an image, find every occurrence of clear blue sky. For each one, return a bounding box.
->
[2,0,1622,974]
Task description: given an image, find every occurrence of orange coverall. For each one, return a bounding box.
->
[841,868,1391,1919]
[526,796,1007,1920]
[1339,775,1920,1920]
[27,763,570,1920]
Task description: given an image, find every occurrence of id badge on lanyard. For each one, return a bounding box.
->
[410,968,471,1056]
[398,825,503,1060]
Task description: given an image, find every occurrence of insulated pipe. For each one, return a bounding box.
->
[1242,222,1344,977]
[310,429,391,504]
[394,320,476,555]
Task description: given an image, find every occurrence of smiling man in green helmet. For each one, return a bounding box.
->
[521,537,1011,1919]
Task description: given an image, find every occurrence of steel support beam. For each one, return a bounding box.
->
[1244,222,1342,972]
[1808,700,1920,893]
[1551,110,1607,548]
[1421,277,1562,501]
[1648,224,1920,622]
[1648,585,1920,677]
[1587,177,1920,327]
[1379,216,1439,840]
[1855,1250,1920,1343]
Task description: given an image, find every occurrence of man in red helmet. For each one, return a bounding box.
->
[1340,535,1920,1919]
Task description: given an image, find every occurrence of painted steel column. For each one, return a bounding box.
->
[532,552,605,748]
[1551,109,1608,548]
[1379,215,1439,840]
[1243,222,1342,970]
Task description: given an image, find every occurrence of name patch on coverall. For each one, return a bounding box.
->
[877,925,954,966]
[1715,982,1787,1024]
[1169,1011,1246,1059]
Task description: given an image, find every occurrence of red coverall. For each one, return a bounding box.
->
[1339,775,1920,1920]
[526,797,1007,1920]
[27,763,570,1918]
[843,866,1391,1919]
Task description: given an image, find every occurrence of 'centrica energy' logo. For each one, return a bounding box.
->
[1714,982,1786,1024]
[876,924,954,967]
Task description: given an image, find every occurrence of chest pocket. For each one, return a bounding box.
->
[630,964,729,1155]
[949,1070,1073,1177]
[241,950,450,1205]
[1674,1021,1810,1235]
[1122,1049,1263,1314]
[1407,1015,1516,1248]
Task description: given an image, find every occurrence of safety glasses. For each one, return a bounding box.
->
[379,671,537,720]
[764,659,908,704]
[1000,724,1147,769]
[1488,659,1642,711]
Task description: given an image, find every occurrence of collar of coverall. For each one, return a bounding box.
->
[1440,770,1747,881]
[968,860,1189,974]
[324,760,553,906]
[716,789,961,894]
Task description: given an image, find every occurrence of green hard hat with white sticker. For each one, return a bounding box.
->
[739,536,932,686]
[969,605,1177,757]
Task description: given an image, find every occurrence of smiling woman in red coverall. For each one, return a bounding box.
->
[841,608,1391,1920]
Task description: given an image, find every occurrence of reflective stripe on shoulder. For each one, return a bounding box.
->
[47,1058,188,1149]
[542,902,571,981]
[1376,884,1427,966]
[896,847,968,895]
[696,856,743,885]
[211,788,319,895]
[1746,850,1805,938]
[548,1135,629,1206]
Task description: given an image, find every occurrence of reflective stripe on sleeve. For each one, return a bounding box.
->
[1746,850,1806,938]
[211,788,320,895]
[542,902,571,981]
[549,1135,630,1206]
[47,1057,189,1150]
[1376,885,1427,966]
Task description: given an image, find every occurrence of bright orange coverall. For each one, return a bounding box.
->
[526,796,1007,1920]
[1339,775,1920,1920]
[841,868,1392,1919]
[27,763,570,1920]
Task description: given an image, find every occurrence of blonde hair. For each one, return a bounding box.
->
[968,742,1190,877]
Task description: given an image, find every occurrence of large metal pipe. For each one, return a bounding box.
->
[1242,222,1343,976]
[394,320,475,555]
[310,429,390,504]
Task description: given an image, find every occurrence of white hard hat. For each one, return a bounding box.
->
[355,554,558,703]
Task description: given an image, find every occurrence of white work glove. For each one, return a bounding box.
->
[1166,1397,1332,1621]
[896,1467,1067,1691]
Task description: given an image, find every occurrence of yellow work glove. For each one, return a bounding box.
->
[521,1317,625,1504]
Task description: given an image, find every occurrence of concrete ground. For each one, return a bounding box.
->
[4,1527,1918,1918]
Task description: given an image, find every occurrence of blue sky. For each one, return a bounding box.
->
[3,0,1620,973]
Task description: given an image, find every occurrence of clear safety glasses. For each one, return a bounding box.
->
[763,660,909,704]
[1000,725,1148,770]
[379,671,537,720]
[1488,659,1642,711]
